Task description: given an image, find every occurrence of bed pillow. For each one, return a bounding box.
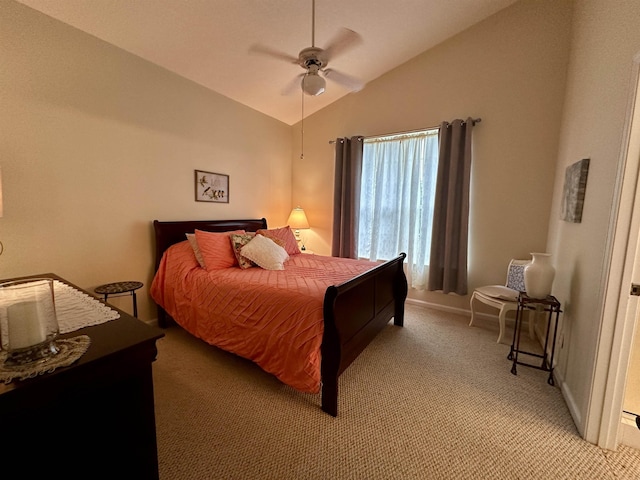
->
[194,229,245,270]
[257,233,286,250]
[256,226,301,256]
[240,234,289,270]
[185,233,206,268]
[229,232,257,269]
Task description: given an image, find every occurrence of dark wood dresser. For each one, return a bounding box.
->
[0,274,164,479]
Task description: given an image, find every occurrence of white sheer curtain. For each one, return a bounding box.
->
[357,129,439,289]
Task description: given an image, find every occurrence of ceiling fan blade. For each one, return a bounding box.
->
[281,73,306,96]
[322,68,364,92]
[248,44,298,64]
[322,28,363,62]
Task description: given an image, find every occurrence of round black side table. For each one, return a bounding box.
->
[94,281,143,318]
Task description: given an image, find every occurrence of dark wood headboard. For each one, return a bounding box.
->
[152,218,267,271]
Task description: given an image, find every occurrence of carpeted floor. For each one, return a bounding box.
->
[152,303,640,479]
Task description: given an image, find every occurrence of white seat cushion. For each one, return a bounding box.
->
[475,285,519,302]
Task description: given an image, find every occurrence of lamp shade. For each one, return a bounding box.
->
[287,207,309,230]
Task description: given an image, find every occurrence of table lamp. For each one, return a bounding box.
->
[287,206,310,250]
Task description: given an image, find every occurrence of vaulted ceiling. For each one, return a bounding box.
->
[17,0,518,125]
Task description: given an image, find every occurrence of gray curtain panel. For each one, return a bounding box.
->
[332,136,363,258]
[428,118,475,295]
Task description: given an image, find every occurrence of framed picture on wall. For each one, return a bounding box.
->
[195,170,229,203]
[561,158,590,223]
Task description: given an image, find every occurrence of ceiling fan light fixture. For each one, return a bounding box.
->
[302,73,325,96]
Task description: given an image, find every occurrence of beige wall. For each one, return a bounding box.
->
[291,0,573,316]
[0,1,292,320]
[547,0,640,440]
[7,0,639,444]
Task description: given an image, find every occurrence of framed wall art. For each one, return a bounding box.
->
[195,170,229,203]
[561,158,590,223]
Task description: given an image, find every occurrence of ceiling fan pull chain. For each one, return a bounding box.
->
[300,87,305,159]
[311,0,316,47]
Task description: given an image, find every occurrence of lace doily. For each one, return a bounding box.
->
[53,280,120,333]
[0,280,120,382]
[0,335,91,383]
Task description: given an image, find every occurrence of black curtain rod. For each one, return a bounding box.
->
[328,118,482,144]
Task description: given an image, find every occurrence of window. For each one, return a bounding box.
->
[357,128,439,289]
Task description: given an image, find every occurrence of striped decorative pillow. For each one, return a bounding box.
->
[256,226,300,256]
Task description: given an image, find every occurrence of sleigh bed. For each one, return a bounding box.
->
[150,218,408,416]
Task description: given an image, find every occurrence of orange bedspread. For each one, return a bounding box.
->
[150,241,380,394]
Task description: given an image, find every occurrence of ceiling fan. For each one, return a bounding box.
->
[249,0,364,97]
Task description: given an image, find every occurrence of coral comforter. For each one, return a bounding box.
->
[150,240,380,394]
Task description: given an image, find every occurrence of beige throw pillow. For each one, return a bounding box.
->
[240,234,289,270]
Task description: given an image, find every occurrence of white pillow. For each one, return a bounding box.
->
[240,234,289,270]
[476,285,519,301]
[185,233,206,268]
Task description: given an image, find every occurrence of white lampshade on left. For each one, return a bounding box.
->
[287,206,309,231]
[287,207,310,250]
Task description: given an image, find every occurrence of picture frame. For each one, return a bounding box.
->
[195,170,229,203]
[561,158,590,223]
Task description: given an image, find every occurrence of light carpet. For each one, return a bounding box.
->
[152,303,640,479]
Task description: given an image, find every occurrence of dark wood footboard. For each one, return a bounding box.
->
[321,253,408,416]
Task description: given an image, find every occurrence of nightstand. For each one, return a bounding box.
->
[300,249,314,254]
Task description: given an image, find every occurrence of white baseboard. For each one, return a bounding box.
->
[405,297,518,330]
[621,412,640,449]
[144,318,159,327]
[554,368,584,437]
[405,297,471,316]
[405,297,507,321]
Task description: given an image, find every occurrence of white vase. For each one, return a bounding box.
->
[524,253,555,299]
